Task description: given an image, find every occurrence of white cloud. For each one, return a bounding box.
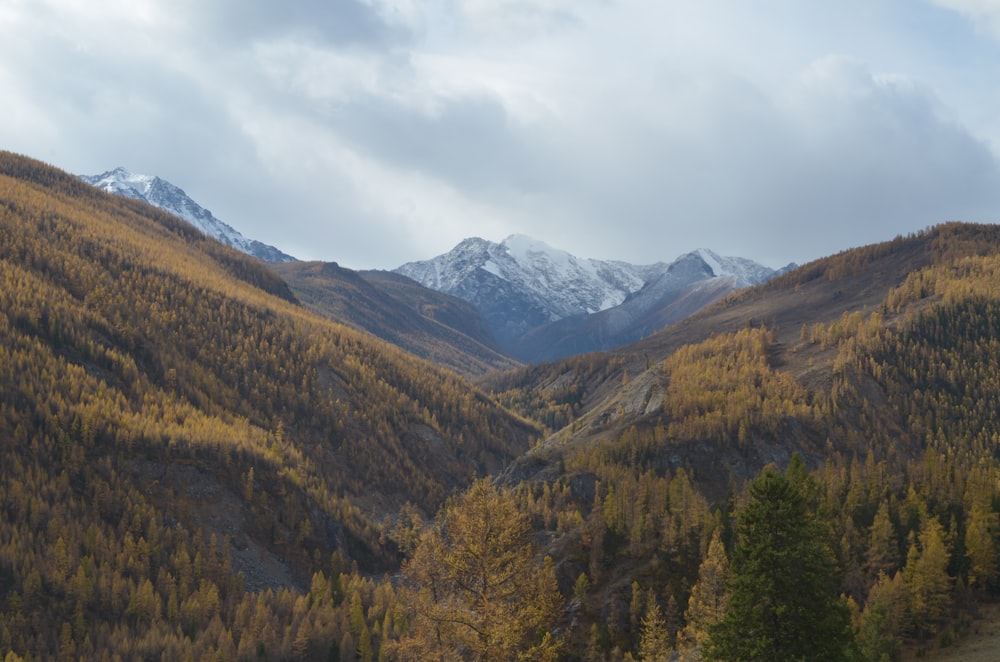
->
[0,0,998,268]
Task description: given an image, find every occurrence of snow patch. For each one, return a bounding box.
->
[80,168,295,263]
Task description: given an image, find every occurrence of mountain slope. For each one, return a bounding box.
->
[486,226,954,480]
[270,260,519,378]
[395,235,658,345]
[80,167,296,262]
[397,235,785,362]
[479,223,1000,655]
[511,252,760,361]
[0,151,540,657]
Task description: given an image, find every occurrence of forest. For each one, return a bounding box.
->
[3,151,1000,660]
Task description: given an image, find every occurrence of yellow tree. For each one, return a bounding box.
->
[965,503,999,590]
[680,528,729,655]
[638,589,672,661]
[904,516,952,635]
[391,479,562,661]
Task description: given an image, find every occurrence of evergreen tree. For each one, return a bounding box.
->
[866,501,900,578]
[855,600,899,662]
[705,467,853,661]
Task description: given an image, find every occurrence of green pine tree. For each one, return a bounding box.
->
[705,465,853,661]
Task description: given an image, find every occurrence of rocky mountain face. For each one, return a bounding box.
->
[80,167,296,263]
[396,235,791,362]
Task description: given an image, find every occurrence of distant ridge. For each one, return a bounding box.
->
[80,167,296,263]
[396,235,792,361]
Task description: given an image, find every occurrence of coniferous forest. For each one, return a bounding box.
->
[4,151,1000,660]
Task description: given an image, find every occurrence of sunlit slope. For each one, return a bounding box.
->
[489,224,1000,484]
[0,151,539,576]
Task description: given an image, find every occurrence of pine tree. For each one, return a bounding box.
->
[705,467,853,661]
[866,501,900,578]
[855,600,900,662]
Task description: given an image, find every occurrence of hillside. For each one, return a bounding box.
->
[6,148,1000,659]
[479,222,1000,657]
[0,152,539,658]
[486,228,937,458]
[270,260,518,378]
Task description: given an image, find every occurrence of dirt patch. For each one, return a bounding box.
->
[905,604,1000,662]
[125,459,300,593]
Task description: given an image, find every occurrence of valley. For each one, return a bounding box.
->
[2,151,1000,659]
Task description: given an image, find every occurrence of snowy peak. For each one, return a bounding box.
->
[396,235,655,324]
[80,168,296,263]
[84,167,153,201]
[689,248,777,287]
[396,235,785,361]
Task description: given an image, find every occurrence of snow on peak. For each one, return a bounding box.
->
[693,248,725,276]
[690,248,775,288]
[79,168,295,263]
[397,236,784,358]
[397,234,656,320]
[398,236,780,328]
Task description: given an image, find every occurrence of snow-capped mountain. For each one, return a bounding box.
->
[396,236,791,361]
[80,168,296,263]
[396,235,663,346]
[689,248,778,288]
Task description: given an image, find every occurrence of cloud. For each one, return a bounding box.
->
[200,0,405,47]
[931,0,1000,41]
[0,1,998,270]
[507,54,1000,267]
[447,0,585,40]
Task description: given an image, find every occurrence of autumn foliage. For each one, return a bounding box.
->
[5,151,1000,660]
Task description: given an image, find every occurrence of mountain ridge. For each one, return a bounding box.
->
[397,234,792,361]
[80,167,296,263]
[270,260,520,378]
[0,149,538,593]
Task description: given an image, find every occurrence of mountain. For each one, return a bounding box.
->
[481,223,1000,655]
[8,150,1000,659]
[487,225,966,487]
[395,235,789,362]
[0,152,540,658]
[511,249,791,361]
[80,166,296,263]
[270,261,520,377]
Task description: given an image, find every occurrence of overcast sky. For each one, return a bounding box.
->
[2,1,999,269]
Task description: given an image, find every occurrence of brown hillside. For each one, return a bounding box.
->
[271,260,518,378]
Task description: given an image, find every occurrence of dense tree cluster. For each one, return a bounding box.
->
[0,152,541,659]
[7,151,1000,660]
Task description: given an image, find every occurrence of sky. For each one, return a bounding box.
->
[2,1,1000,270]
